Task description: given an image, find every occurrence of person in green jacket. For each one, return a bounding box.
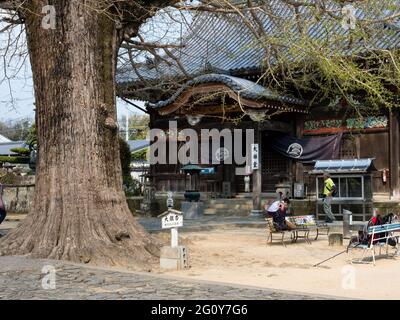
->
[323,172,336,223]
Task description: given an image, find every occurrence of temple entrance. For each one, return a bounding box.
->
[261,132,291,193]
[234,131,290,195]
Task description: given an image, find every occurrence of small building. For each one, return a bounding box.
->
[0,140,32,172]
[0,141,27,157]
[0,134,11,143]
[127,139,150,154]
[127,139,150,184]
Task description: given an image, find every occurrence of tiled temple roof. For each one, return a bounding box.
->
[117,0,400,91]
[147,73,309,109]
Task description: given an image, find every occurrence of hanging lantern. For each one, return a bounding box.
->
[245,109,267,122]
[186,115,203,126]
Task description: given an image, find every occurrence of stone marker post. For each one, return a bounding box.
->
[343,209,353,239]
[158,204,188,270]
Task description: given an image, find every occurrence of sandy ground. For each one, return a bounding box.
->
[2,218,400,300]
[156,228,400,300]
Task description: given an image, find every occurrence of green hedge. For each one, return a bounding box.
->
[10,147,31,156]
[0,156,30,164]
[132,149,147,161]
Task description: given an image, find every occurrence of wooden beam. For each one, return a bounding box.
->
[151,119,292,133]
[178,104,242,115]
[157,83,265,115]
[258,120,292,133]
[192,120,291,132]
[154,83,307,116]
[303,127,388,135]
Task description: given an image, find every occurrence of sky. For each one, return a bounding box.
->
[0,59,146,123]
[0,4,191,124]
[0,68,36,121]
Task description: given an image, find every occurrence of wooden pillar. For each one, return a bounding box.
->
[389,111,400,199]
[252,126,263,215]
[149,112,157,187]
[295,115,305,183]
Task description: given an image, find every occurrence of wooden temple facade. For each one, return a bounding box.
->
[142,73,400,211]
[116,4,400,214]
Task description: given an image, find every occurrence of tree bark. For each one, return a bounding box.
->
[0,1,160,268]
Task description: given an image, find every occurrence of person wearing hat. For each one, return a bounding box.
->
[323,172,336,223]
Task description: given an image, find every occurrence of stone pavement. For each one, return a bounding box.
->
[0,256,338,300]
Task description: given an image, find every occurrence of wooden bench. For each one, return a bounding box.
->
[348,222,400,265]
[265,218,295,247]
[265,218,310,246]
[286,215,330,240]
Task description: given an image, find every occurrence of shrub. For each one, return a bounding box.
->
[119,138,144,196]
[10,147,31,156]
[131,149,147,161]
[119,138,132,184]
[0,156,30,164]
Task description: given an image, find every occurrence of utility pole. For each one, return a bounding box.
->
[125,109,129,142]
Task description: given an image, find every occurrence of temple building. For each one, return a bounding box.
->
[117,4,400,220]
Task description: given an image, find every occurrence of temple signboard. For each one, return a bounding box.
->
[251,144,259,170]
[161,209,183,229]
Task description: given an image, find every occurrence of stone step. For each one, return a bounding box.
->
[207,199,252,204]
[202,198,255,216]
[204,212,251,217]
[204,208,252,216]
[206,203,252,208]
[205,202,253,206]
[204,204,253,209]
[204,208,252,214]
[207,206,253,211]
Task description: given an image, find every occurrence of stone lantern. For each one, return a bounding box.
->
[181,164,204,219]
[140,174,159,214]
[181,164,202,202]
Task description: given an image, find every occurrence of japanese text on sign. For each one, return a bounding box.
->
[251,143,259,170]
[161,213,183,229]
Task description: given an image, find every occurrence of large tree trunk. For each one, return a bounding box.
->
[0,1,160,268]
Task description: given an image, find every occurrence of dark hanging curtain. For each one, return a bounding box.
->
[268,132,343,163]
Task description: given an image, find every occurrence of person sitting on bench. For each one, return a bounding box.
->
[370,210,398,247]
[356,209,393,246]
[266,198,296,231]
[369,209,386,244]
